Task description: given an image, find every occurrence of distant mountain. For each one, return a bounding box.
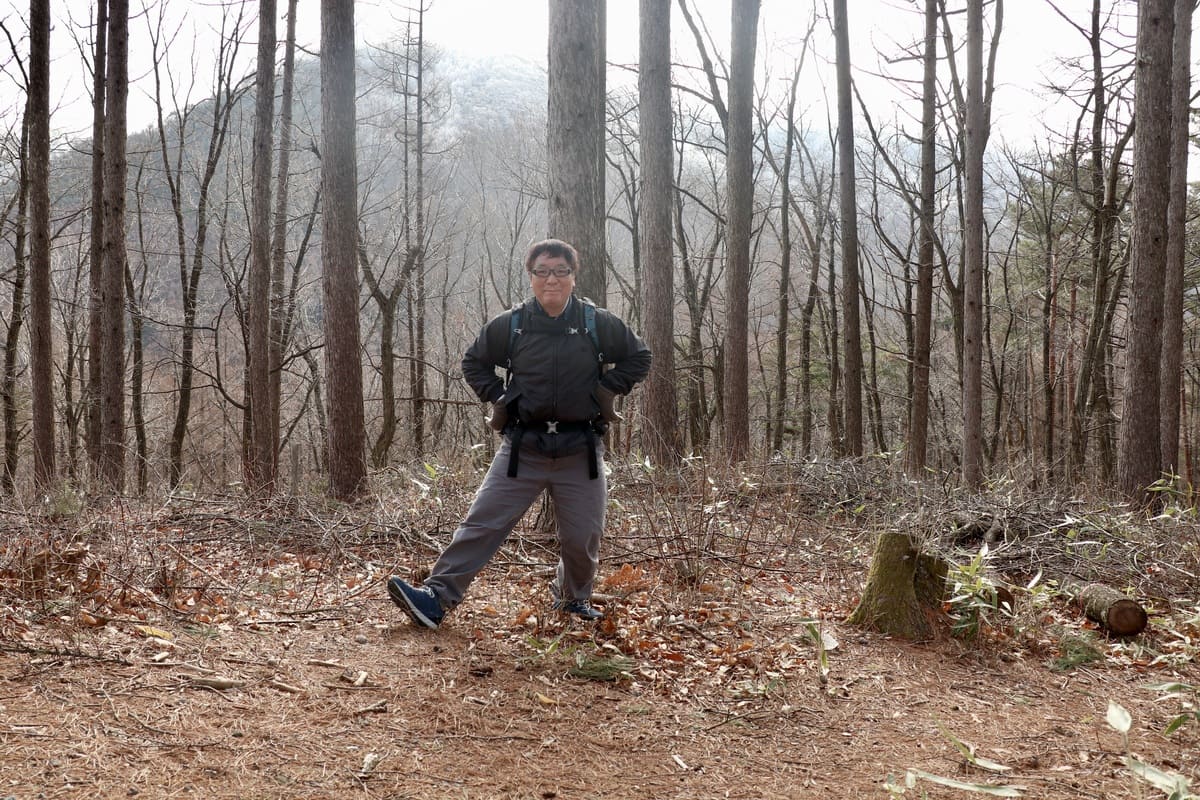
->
[434,53,546,136]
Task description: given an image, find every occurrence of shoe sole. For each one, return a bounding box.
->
[387,580,440,630]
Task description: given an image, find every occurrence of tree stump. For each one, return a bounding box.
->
[1071,582,1148,637]
[847,531,935,640]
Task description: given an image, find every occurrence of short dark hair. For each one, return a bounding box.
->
[524,238,580,272]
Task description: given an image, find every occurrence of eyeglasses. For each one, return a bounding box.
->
[530,266,575,279]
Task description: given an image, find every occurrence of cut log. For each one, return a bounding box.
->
[1069,582,1148,637]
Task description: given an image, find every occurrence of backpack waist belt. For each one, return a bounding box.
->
[506,420,600,480]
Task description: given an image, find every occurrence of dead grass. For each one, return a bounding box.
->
[1,459,1198,799]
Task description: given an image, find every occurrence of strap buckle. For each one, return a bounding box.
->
[545,420,560,434]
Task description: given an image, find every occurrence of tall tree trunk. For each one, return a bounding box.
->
[321,0,367,500]
[721,0,760,463]
[907,0,937,477]
[3,120,29,494]
[832,0,862,459]
[960,0,986,489]
[270,0,299,476]
[411,17,428,451]
[28,0,54,489]
[1043,240,1058,485]
[826,231,842,451]
[770,63,801,456]
[800,240,821,456]
[638,0,679,465]
[248,0,277,495]
[126,230,146,495]
[1118,0,1174,500]
[547,0,607,305]
[86,0,107,476]
[1159,0,1192,477]
[99,0,130,493]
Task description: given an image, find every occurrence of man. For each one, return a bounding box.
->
[388,239,652,629]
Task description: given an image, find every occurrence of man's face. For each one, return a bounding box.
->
[529,253,576,315]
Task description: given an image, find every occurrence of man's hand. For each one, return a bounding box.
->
[487,399,509,431]
[597,386,623,423]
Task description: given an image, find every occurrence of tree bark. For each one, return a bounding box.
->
[1159,0,1192,477]
[721,0,759,463]
[638,0,679,465]
[248,0,277,495]
[961,0,985,489]
[1068,582,1148,637]
[28,0,55,489]
[321,0,367,500]
[907,0,937,478]
[270,0,299,479]
[1118,0,1174,500]
[3,119,28,494]
[847,531,934,640]
[99,0,129,493]
[833,0,863,459]
[547,0,606,305]
[86,0,107,477]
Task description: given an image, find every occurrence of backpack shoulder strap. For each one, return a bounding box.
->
[579,299,603,363]
[506,302,525,366]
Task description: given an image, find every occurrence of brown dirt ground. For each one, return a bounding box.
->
[2,483,1199,800]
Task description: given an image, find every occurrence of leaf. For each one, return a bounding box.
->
[1145,682,1194,695]
[359,752,383,777]
[1162,714,1192,736]
[906,769,1023,796]
[1124,756,1191,795]
[133,624,173,641]
[1106,701,1133,734]
[936,722,1011,772]
[78,610,106,627]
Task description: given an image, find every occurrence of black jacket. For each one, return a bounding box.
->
[462,295,652,455]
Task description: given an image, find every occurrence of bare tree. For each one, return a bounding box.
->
[832,0,862,458]
[721,0,759,462]
[150,5,246,489]
[638,0,678,465]
[247,0,277,494]
[28,0,54,489]
[86,0,106,475]
[98,0,129,492]
[321,0,367,500]
[907,0,938,477]
[2,116,28,494]
[270,0,300,480]
[1159,0,1192,477]
[959,0,986,488]
[1118,0,1174,499]
[547,0,606,304]
[1064,0,1134,482]
[128,159,150,494]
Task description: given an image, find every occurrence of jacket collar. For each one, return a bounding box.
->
[529,294,576,320]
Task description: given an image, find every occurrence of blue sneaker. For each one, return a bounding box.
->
[555,599,604,621]
[387,577,444,629]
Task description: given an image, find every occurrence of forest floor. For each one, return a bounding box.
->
[2,459,1199,799]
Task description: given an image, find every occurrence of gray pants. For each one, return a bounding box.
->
[424,438,607,609]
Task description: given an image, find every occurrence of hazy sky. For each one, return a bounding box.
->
[9,0,1129,146]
